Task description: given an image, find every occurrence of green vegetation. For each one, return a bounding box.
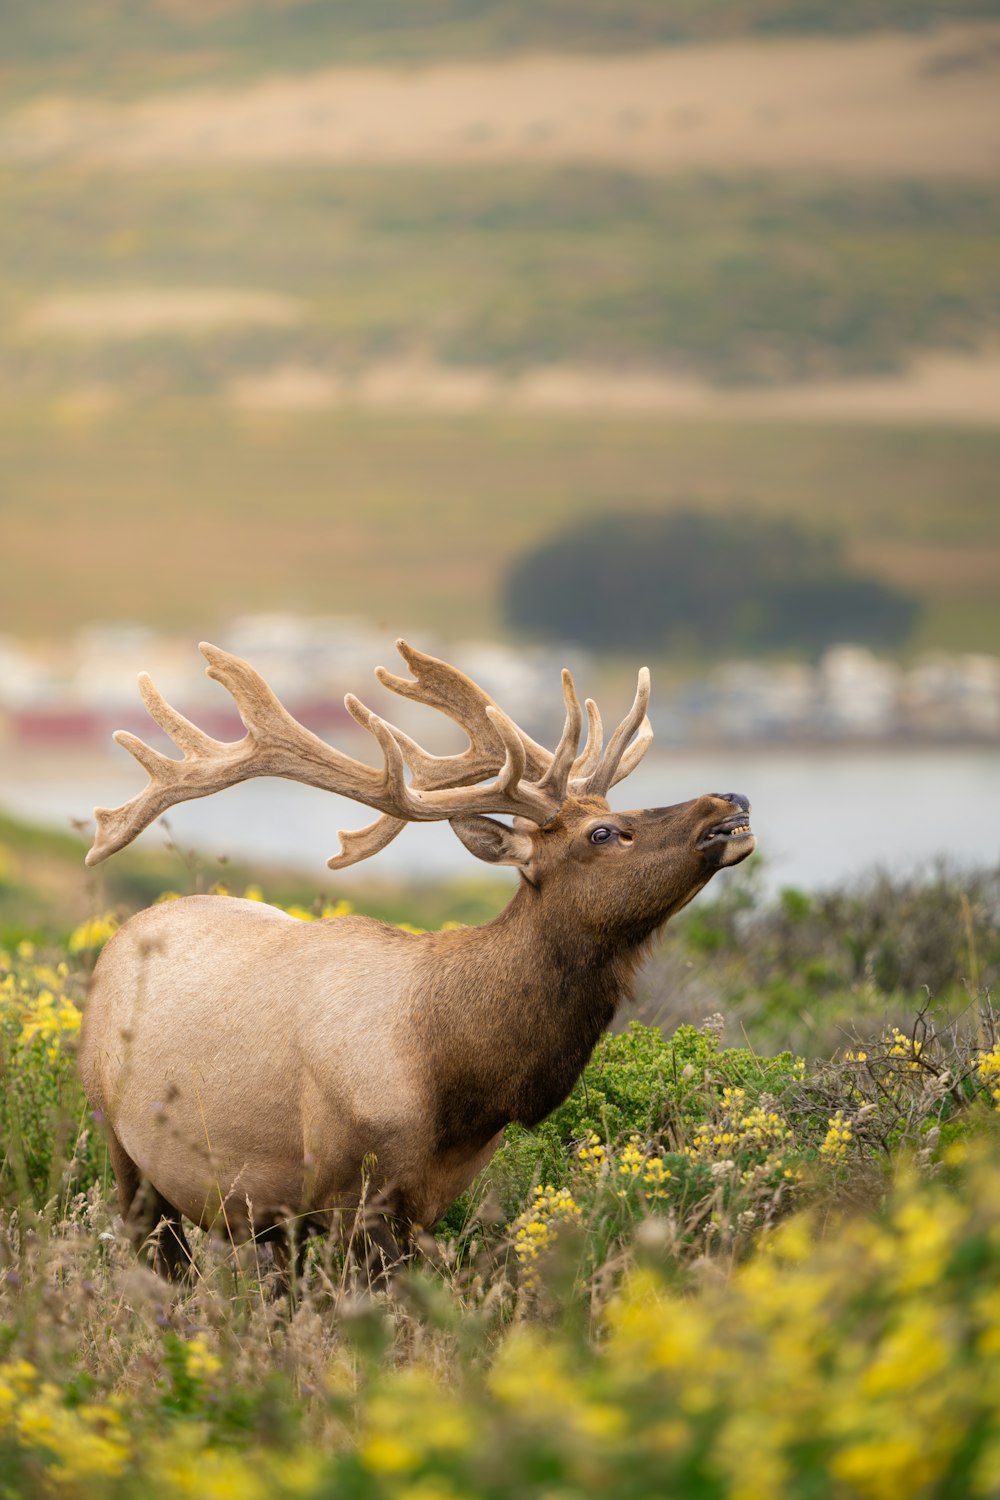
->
[5,169,1000,387]
[506,509,919,654]
[1,862,999,1496]
[4,164,997,653]
[1,0,995,96]
[640,861,999,1055]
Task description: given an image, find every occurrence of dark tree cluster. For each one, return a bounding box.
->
[504,510,919,655]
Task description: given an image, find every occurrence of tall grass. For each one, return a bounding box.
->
[1,868,999,1496]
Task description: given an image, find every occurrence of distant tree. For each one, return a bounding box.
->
[504,510,919,654]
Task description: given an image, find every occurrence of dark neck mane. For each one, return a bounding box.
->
[423,882,658,1149]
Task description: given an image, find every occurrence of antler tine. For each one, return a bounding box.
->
[483,704,530,795]
[343,694,406,790]
[570,699,604,782]
[200,643,290,738]
[582,668,652,797]
[328,815,407,870]
[376,640,552,786]
[350,694,538,823]
[86,667,247,866]
[137,671,226,757]
[87,750,196,867]
[607,714,653,788]
[377,639,484,717]
[536,669,583,804]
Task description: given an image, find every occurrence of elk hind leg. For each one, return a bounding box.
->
[106,1127,193,1282]
[252,1216,316,1297]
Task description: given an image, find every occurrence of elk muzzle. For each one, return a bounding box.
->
[696,794,756,868]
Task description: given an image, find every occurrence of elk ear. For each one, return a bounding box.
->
[449,815,535,871]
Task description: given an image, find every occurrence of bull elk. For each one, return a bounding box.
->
[79,641,755,1277]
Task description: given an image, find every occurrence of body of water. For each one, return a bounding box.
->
[2,744,997,894]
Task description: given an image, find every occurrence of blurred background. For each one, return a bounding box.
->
[1,0,998,908]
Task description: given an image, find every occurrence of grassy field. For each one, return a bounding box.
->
[3,17,998,663]
[4,165,998,655]
[2,404,997,649]
[1,842,999,1497]
[4,169,999,388]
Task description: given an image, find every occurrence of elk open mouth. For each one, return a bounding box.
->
[697,814,756,864]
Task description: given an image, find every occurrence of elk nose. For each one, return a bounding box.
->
[713,791,750,812]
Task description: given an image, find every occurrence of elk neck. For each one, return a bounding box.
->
[416,876,658,1154]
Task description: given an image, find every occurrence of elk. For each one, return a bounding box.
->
[79,641,755,1277]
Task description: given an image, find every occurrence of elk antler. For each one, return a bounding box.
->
[86,641,653,871]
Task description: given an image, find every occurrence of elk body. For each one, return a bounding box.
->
[79,642,755,1276]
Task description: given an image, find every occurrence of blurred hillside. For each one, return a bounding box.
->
[1,2,998,658]
[4,1,998,93]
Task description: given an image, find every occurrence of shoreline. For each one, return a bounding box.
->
[2,736,998,790]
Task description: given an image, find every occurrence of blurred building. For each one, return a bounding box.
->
[903,653,1000,739]
[0,620,998,752]
[711,661,818,741]
[816,647,902,739]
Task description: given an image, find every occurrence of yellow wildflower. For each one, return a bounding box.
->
[977,1045,1000,1110]
[642,1155,673,1197]
[18,987,82,1062]
[512,1184,582,1286]
[0,1360,37,1430]
[360,1367,473,1477]
[577,1132,607,1173]
[831,1433,941,1500]
[185,1336,222,1379]
[321,899,353,919]
[16,1383,129,1483]
[820,1110,854,1161]
[155,1444,269,1500]
[492,1330,625,1441]
[359,1433,420,1474]
[618,1134,645,1176]
[67,912,119,953]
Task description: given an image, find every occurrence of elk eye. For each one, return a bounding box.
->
[590,826,615,845]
